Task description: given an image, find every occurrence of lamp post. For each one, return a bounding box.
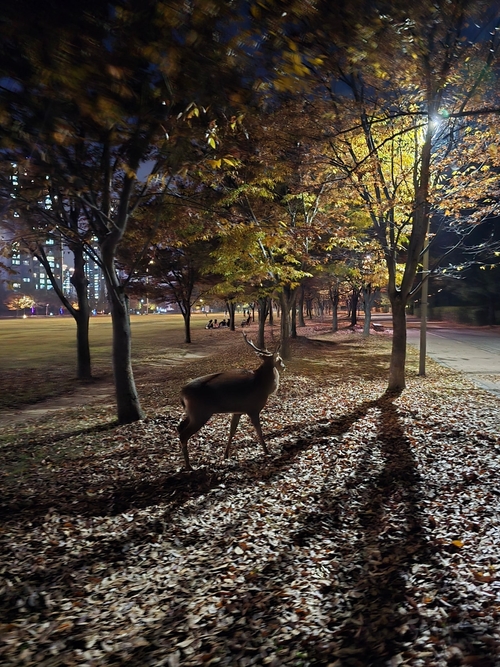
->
[419,241,430,376]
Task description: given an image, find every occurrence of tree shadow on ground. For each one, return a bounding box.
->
[296,392,433,664]
[2,393,498,665]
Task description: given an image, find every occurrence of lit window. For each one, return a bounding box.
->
[39,272,45,278]
[46,239,54,245]
[23,278,30,282]
[13,282,21,288]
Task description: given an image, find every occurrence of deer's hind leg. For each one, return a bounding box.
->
[178,412,211,471]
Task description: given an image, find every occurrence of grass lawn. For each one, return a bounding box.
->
[0,313,218,370]
[0,318,499,666]
[0,313,222,409]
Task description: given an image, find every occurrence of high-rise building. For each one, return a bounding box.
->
[1,161,108,314]
[0,233,109,315]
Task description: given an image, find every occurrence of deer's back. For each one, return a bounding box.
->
[181,369,277,414]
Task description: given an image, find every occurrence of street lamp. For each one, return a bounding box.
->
[419,242,430,376]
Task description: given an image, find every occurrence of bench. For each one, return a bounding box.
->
[372,323,385,332]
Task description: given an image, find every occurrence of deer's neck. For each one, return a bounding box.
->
[255,363,280,394]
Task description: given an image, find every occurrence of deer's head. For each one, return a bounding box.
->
[243,332,285,372]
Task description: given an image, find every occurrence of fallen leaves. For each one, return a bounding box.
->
[0,332,499,666]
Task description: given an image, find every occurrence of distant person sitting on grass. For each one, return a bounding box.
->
[205,319,214,329]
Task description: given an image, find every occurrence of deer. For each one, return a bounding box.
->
[177,333,285,470]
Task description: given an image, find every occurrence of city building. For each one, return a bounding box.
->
[0,230,108,316]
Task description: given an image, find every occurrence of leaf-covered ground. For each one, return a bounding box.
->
[0,326,499,666]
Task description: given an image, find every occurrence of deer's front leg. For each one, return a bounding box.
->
[248,412,269,455]
[224,413,242,459]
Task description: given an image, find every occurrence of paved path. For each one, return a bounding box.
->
[406,325,500,398]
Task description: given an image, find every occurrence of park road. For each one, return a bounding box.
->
[405,324,500,398]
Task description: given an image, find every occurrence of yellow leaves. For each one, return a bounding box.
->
[53,127,72,145]
[222,157,239,167]
[206,156,239,169]
[373,63,390,80]
[230,114,244,131]
[288,51,309,76]
[120,162,137,179]
[487,144,498,158]
[185,105,200,120]
[250,4,261,19]
[106,65,124,79]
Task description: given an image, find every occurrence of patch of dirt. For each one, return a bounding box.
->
[0,381,116,428]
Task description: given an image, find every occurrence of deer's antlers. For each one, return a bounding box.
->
[243,332,281,357]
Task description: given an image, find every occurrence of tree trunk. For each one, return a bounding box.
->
[362,301,372,336]
[74,309,92,381]
[279,286,296,359]
[268,298,274,326]
[39,240,92,382]
[330,284,339,332]
[298,285,306,327]
[70,245,92,381]
[291,301,297,339]
[317,298,324,318]
[106,277,144,423]
[257,297,269,349]
[350,289,360,327]
[362,286,379,337]
[228,301,236,331]
[387,293,407,392]
[182,305,191,344]
[306,297,313,319]
[384,120,431,393]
